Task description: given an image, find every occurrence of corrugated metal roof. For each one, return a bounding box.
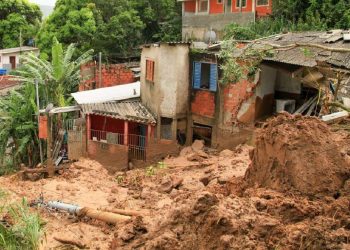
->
[0,46,39,54]
[81,100,156,124]
[71,82,140,104]
[255,31,350,69]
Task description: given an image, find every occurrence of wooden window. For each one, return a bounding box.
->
[257,0,269,6]
[146,59,155,82]
[193,62,217,92]
[198,0,209,12]
[236,0,247,8]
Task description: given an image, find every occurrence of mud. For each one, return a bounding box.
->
[0,123,349,250]
[245,112,350,196]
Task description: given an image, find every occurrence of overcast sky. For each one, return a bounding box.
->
[29,0,56,6]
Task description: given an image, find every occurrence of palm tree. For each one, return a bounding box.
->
[0,38,93,169]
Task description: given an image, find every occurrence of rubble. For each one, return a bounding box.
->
[0,116,349,249]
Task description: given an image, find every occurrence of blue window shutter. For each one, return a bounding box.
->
[193,62,201,89]
[209,64,217,92]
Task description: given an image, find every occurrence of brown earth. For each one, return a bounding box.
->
[245,112,350,196]
[0,115,349,250]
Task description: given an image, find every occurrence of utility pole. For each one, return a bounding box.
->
[35,79,43,164]
[98,52,102,88]
[46,111,54,177]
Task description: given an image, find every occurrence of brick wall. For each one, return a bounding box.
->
[191,90,216,118]
[80,62,136,90]
[223,79,256,124]
[87,141,128,173]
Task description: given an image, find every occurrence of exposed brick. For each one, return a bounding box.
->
[80,62,136,90]
[191,90,215,118]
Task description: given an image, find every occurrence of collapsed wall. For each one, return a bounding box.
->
[245,112,350,196]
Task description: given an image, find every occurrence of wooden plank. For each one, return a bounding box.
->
[306,101,317,116]
[294,96,317,114]
[322,111,349,123]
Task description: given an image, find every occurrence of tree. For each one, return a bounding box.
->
[37,0,182,57]
[0,0,42,48]
[36,0,96,58]
[0,38,93,168]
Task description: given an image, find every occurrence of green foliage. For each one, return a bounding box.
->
[37,0,182,57]
[37,0,96,56]
[219,40,274,85]
[0,39,93,168]
[0,0,42,48]
[223,23,258,40]
[145,162,167,176]
[0,199,44,250]
[224,1,350,42]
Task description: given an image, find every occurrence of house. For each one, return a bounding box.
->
[69,81,179,172]
[140,42,191,145]
[179,0,272,41]
[188,30,350,148]
[0,47,40,72]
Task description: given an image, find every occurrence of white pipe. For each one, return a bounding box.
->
[47,201,81,215]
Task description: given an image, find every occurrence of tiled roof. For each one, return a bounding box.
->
[80,100,156,124]
[255,30,350,69]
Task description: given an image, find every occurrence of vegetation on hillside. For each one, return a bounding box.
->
[0,0,42,48]
[36,0,182,57]
[224,0,350,40]
[0,39,92,169]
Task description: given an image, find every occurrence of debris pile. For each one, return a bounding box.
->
[245,112,350,196]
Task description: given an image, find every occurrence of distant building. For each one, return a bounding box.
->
[178,0,272,41]
[0,47,40,72]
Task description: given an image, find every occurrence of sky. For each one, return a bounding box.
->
[29,0,57,6]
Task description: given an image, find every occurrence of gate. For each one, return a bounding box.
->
[66,119,84,160]
[128,134,147,161]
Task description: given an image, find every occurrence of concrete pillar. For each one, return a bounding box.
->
[124,121,128,146]
[87,115,91,141]
[147,124,152,143]
[171,118,177,142]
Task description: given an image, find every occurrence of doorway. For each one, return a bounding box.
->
[192,123,212,146]
[9,56,16,69]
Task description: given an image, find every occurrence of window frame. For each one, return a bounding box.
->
[145,59,155,83]
[217,0,223,4]
[197,0,209,14]
[192,61,218,92]
[256,0,269,6]
[235,0,247,8]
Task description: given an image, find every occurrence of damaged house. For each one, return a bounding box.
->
[190,30,350,148]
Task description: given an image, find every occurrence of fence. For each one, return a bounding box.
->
[128,134,147,161]
[88,130,147,161]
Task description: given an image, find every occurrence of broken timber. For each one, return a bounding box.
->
[322,111,349,123]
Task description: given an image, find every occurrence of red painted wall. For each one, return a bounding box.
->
[80,63,135,91]
[90,115,125,134]
[209,0,224,14]
[183,0,272,16]
[184,1,196,12]
[191,90,216,118]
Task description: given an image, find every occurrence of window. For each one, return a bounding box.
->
[193,62,217,92]
[161,117,173,140]
[257,0,269,6]
[217,0,223,3]
[146,59,154,82]
[198,0,209,13]
[236,0,247,8]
